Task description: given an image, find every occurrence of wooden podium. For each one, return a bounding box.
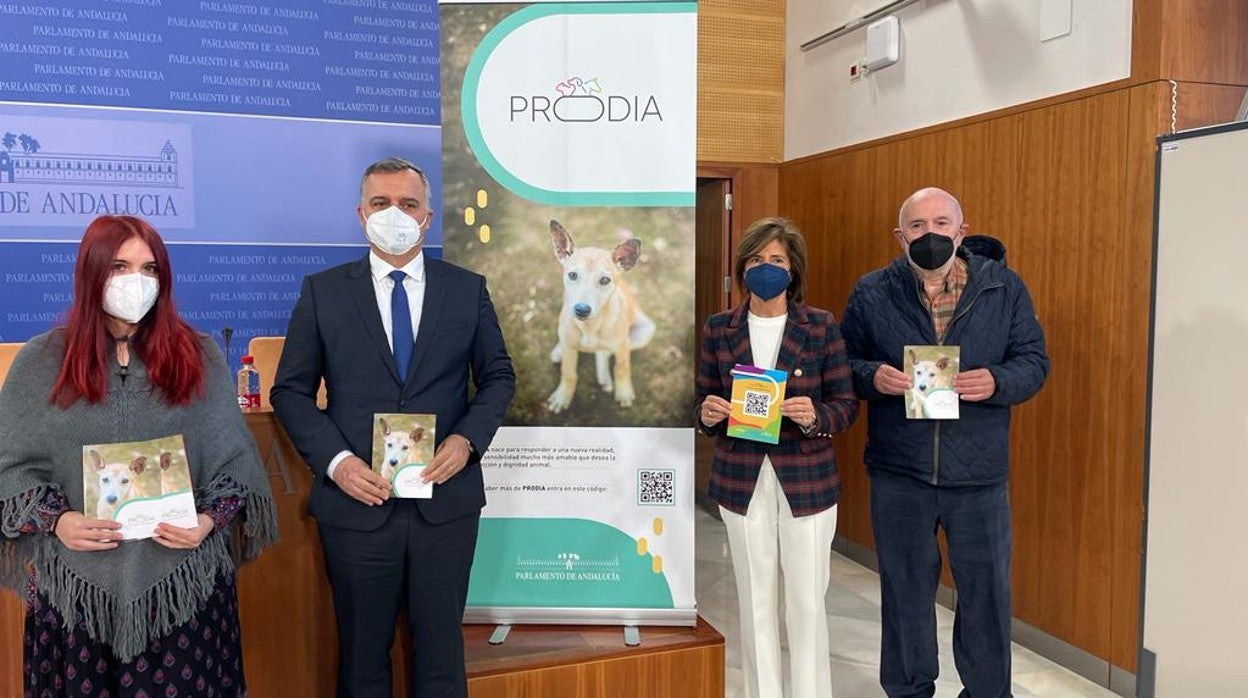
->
[0,410,724,697]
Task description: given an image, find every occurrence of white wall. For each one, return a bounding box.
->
[785,0,1133,159]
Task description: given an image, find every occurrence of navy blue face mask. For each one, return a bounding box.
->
[744,263,791,301]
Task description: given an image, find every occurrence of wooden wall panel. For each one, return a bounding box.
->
[1160,1,1248,85]
[697,1,785,163]
[781,88,1139,666]
[1131,0,1165,83]
[1010,93,1130,662]
[1170,82,1248,133]
[737,164,781,233]
[0,593,18,694]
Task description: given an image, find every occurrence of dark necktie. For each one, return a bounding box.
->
[389,270,413,379]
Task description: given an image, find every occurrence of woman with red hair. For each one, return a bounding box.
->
[0,215,276,697]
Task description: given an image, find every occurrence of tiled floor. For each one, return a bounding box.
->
[693,508,1119,698]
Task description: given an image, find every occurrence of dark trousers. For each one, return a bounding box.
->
[318,501,480,698]
[869,468,1013,698]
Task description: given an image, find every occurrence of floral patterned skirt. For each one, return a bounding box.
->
[23,572,246,698]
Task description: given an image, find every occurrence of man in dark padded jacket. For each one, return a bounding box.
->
[841,187,1049,698]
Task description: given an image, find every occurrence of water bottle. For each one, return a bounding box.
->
[237,355,261,409]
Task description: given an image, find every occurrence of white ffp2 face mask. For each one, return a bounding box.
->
[365,205,426,256]
[102,272,159,324]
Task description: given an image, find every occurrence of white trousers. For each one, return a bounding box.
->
[720,458,838,698]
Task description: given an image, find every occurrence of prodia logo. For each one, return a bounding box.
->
[509,76,663,124]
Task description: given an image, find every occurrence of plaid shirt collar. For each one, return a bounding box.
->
[912,257,968,341]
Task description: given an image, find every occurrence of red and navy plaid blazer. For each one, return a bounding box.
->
[695,302,858,516]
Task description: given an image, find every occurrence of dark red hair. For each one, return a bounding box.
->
[50,215,204,407]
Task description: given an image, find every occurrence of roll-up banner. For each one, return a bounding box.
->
[439,1,698,625]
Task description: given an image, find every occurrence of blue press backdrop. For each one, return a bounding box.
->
[0,0,442,363]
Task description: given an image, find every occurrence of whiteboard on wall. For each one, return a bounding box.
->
[1141,121,1248,696]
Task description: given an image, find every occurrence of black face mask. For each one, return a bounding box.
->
[907,232,955,270]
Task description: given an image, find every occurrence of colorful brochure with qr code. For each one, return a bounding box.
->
[726,364,788,444]
[904,345,960,420]
[371,413,436,498]
[82,434,197,540]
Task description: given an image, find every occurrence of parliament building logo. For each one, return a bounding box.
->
[0,118,193,226]
[0,131,180,188]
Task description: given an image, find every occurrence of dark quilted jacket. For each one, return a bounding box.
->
[839,249,1049,486]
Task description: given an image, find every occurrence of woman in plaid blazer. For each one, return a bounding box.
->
[696,218,858,698]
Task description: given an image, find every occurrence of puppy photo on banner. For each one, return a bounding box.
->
[546,219,656,413]
[440,3,695,429]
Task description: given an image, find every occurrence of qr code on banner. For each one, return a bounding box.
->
[742,389,771,418]
[637,469,675,506]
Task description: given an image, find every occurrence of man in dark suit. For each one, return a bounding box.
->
[271,157,515,697]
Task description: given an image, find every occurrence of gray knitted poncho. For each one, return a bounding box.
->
[0,329,277,661]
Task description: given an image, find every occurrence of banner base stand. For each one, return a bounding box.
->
[623,625,641,646]
[485,623,647,647]
[488,624,512,645]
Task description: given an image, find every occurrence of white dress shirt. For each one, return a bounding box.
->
[327,251,426,479]
[369,250,426,350]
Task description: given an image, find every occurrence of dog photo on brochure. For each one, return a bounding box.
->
[904,345,960,419]
[82,434,197,540]
[372,413,437,498]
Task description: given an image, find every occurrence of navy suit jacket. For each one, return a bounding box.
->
[271,253,515,531]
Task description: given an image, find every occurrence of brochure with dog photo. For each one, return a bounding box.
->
[372,413,436,498]
[82,434,197,540]
[726,364,788,444]
[904,346,961,419]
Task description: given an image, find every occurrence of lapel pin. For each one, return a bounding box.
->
[793,368,803,377]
